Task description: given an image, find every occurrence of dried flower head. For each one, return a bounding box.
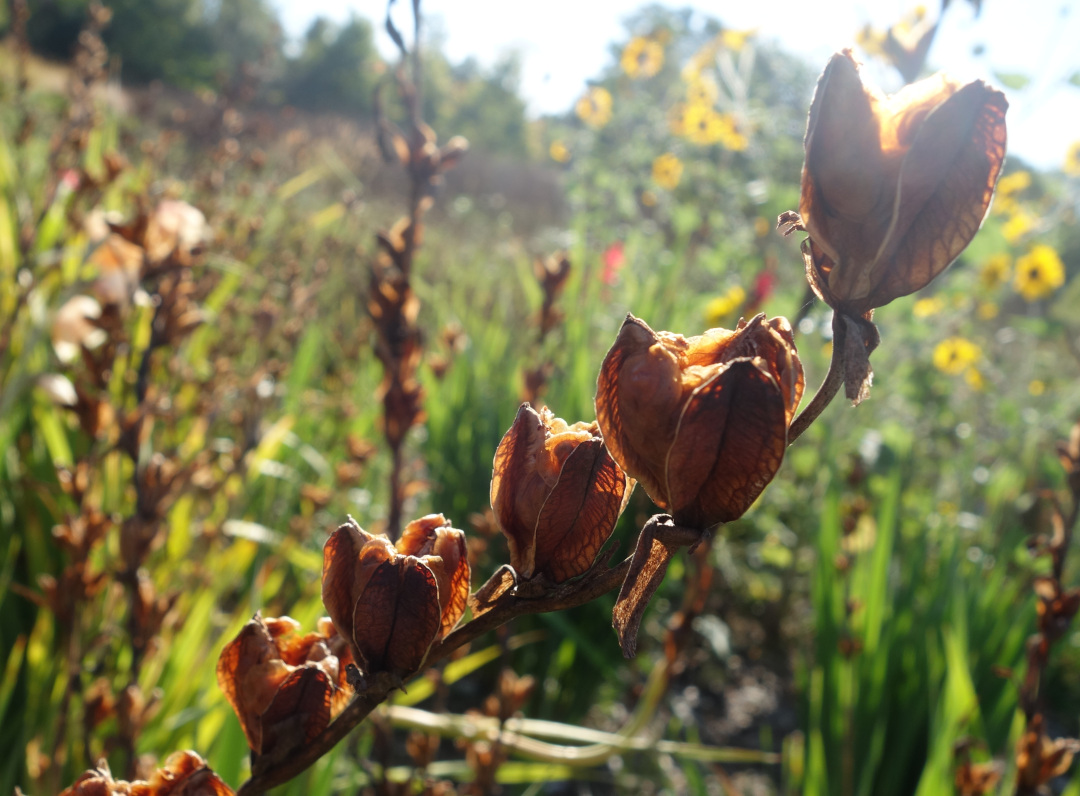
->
[596,313,803,529]
[59,751,233,795]
[216,614,353,755]
[321,515,470,678]
[797,49,1007,316]
[491,404,632,584]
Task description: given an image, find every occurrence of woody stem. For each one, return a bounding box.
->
[787,312,847,445]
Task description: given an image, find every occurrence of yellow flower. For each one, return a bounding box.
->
[979,253,1011,289]
[621,37,664,79]
[720,28,756,51]
[991,170,1030,216]
[754,216,771,237]
[668,103,689,136]
[682,105,747,149]
[651,153,683,190]
[1065,141,1080,177]
[933,337,981,375]
[640,190,658,207]
[720,118,749,151]
[977,301,998,320]
[997,170,1031,197]
[1002,210,1036,244]
[965,367,985,391]
[1014,244,1065,301]
[685,75,719,105]
[549,140,570,163]
[704,285,746,326]
[912,296,944,318]
[855,24,887,59]
[576,87,613,129]
[1028,379,1046,396]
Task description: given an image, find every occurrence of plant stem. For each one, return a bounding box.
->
[787,312,846,445]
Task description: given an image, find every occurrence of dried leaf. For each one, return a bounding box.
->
[612,522,682,658]
[469,565,517,618]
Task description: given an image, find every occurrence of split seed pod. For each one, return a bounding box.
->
[59,751,233,796]
[799,49,1007,316]
[216,615,353,755]
[596,313,803,529]
[321,515,470,677]
[491,404,632,584]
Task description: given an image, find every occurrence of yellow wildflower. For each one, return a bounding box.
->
[913,297,944,318]
[1014,244,1065,301]
[1002,210,1036,244]
[997,170,1031,196]
[576,86,613,129]
[855,24,888,58]
[977,301,998,320]
[965,368,985,391]
[933,337,981,376]
[979,253,1011,289]
[991,171,1030,216]
[549,140,570,163]
[705,285,746,326]
[1065,141,1080,177]
[685,75,719,105]
[1028,380,1046,396]
[668,103,689,136]
[720,28,756,51]
[651,153,683,190]
[753,216,770,237]
[640,190,658,207]
[682,105,746,149]
[621,37,664,79]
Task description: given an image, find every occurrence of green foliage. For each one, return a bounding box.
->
[428,53,531,157]
[25,0,283,87]
[282,16,379,115]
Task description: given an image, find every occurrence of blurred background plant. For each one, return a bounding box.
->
[1,0,1079,794]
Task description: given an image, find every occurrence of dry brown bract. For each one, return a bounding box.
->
[798,49,1007,316]
[216,615,353,756]
[491,404,632,584]
[595,313,803,530]
[58,751,232,795]
[321,515,470,678]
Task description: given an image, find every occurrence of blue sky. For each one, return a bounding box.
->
[272,0,1080,170]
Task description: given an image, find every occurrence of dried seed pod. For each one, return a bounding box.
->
[216,614,352,755]
[491,404,632,583]
[321,516,470,677]
[1015,714,1080,792]
[798,49,1007,316]
[596,313,802,529]
[58,751,233,795]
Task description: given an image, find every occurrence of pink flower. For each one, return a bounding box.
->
[601,242,626,285]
